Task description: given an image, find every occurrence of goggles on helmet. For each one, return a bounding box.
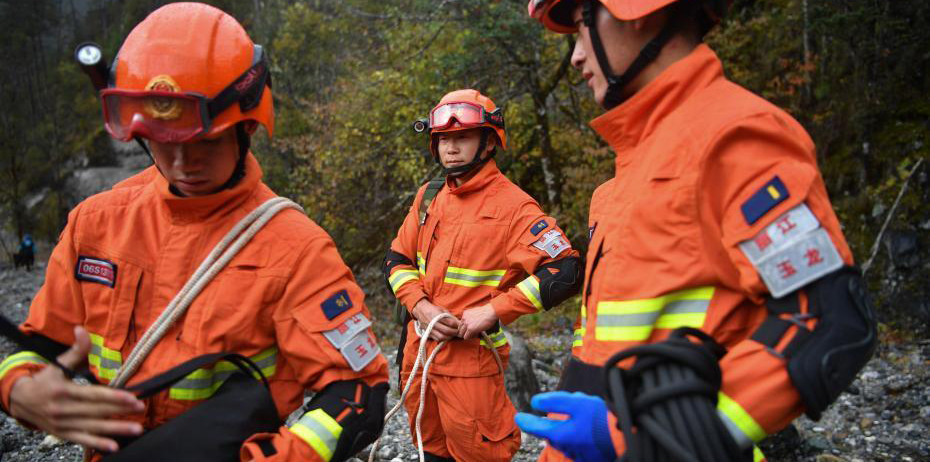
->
[428,101,504,132]
[101,45,270,144]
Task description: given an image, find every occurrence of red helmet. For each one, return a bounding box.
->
[103,2,273,143]
[528,0,727,34]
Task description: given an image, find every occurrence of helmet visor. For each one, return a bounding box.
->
[429,102,485,130]
[101,89,210,143]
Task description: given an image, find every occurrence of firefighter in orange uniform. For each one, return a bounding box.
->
[517,1,877,461]
[383,89,583,461]
[0,3,388,461]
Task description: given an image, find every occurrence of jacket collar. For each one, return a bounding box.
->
[589,44,724,162]
[152,152,263,222]
[446,158,501,196]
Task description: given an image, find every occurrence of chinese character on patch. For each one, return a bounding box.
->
[776,215,797,234]
[804,248,824,266]
[754,232,773,251]
[777,260,797,279]
[336,323,349,334]
[355,345,368,356]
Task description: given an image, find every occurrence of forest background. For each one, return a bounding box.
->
[0,0,928,338]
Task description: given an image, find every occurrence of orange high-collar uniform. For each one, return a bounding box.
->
[0,153,388,461]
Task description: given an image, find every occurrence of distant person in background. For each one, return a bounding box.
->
[14,234,35,271]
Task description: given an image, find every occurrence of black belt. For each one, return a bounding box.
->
[556,356,606,398]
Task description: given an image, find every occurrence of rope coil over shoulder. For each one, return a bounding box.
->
[370,314,504,462]
[110,196,304,388]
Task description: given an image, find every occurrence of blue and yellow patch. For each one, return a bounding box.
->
[741,176,789,225]
[321,289,353,320]
[530,219,549,236]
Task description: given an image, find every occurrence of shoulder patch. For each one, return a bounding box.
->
[740,176,789,225]
[738,203,843,297]
[323,313,371,349]
[75,256,117,288]
[321,289,353,320]
[533,229,571,258]
[530,219,549,236]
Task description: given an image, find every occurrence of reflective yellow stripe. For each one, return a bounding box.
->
[717,392,767,447]
[88,332,122,381]
[595,287,713,341]
[416,252,426,276]
[574,304,587,347]
[289,408,343,461]
[479,326,508,348]
[517,275,544,311]
[444,266,506,288]
[753,446,766,462]
[389,269,420,294]
[572,327,585,347]
[169,348,277,400]
[0,351,49,380]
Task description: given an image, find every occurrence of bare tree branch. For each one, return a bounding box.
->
[862,158,924,276]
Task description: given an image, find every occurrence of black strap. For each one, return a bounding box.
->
[0,314,82,381]
[440,129,493,177]
[125,352,269,398]
[583,0,677,109]
[418,177,446,226]
[206,45,271,118]
[556,356,606,398]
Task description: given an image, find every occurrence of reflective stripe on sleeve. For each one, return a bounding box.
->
[416,252,426,276]
[516,275,544,311]
[389,268,420,295]
[573,304,587,347]
[753,446,766,462]
[169,348,277,400]
[479,325,508,348]
[289,408,343,461]
[0,351,49,381]
[717,392,768,449]
[88,332,122,381]
[595,287,714,341]
[443,266,506,288]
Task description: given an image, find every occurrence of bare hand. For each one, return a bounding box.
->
[412,299,460,341]
[459,304,499,340]
[9,326,145,452]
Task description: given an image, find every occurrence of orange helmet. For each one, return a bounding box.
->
[528,0,727,34]
[108,2,273,141]
[427,89,507,158]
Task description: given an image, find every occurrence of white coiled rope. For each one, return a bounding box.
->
[369,314,504,462]
[109,197,303,388]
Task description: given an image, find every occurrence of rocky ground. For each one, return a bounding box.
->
[0,265,927,462]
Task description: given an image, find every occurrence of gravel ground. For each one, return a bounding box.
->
[0,265,927,462]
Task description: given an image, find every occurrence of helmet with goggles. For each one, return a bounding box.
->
[415,89,506,177]
[102,2,273,144]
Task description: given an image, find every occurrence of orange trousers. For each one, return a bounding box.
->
[400,372,520,462]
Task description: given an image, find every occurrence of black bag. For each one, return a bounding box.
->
[102,352,282,462]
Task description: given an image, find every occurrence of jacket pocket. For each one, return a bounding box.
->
[81,258,143,383]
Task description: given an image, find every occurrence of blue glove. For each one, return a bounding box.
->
[515,391,616,462]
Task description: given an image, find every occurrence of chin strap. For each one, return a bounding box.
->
[220,123,250,190]
[439,129,494,177]
[583,0,676,109]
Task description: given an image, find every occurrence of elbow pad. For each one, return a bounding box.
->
[535,256,583,310]
[300,380,389,462]
[382,249,414,294]
[751,266,878,420]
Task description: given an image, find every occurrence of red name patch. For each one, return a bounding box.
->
[75,256,118,287]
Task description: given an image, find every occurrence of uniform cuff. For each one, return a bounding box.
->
[490,296,521,325]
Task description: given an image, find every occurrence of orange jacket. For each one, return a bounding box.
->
[388,160,578,377]
[570,45,853,456]
[0,153,389,461]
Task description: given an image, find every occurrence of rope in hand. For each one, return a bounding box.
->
[110,197,304,388]
[369,313,503,462]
